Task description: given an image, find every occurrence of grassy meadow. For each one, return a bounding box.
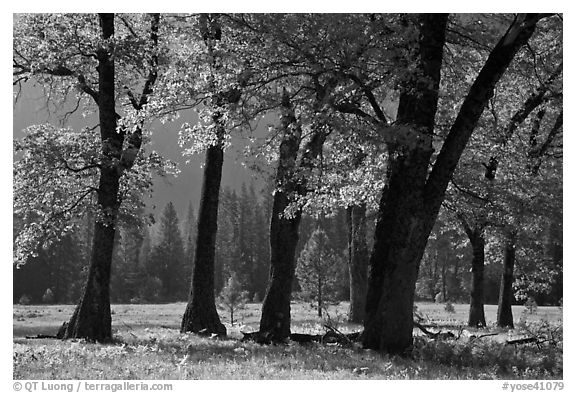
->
[13,302,563,379]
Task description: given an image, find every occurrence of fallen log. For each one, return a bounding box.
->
[241,328,362,346]
[25,321,68,340]
[505,337,539,346]
[25,334,59,339]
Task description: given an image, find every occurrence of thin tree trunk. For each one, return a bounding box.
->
[317,274,322,318]
[181,141,227,336]
[497,228,516,328]
[347,204,369,323]
[466,225,487,327]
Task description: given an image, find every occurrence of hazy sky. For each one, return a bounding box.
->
[13,84,266,222]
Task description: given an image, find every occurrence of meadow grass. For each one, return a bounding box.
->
[13,302,562,380]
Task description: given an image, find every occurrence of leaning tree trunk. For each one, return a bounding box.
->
[259,91,303,341]
[362,154,437,353]
[259,90,327,341]
[467,226,487,328]
[64,13,120,342]
[361,14,540,354]
[347,204,369,324]
[181,140,227,336]
[497,228,517,328]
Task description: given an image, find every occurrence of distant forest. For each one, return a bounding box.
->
[14,179,562,308]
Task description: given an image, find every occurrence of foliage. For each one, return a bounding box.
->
[18,295,31,306]
[13,13,180,269]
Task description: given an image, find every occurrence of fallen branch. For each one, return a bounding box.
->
[323,325,361,346]
[470,332,499,342]
[26,321,68,340]
[414,321,455,340]
[241,328,362,346]
[25,334,59,339]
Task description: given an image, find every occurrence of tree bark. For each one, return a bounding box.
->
[181,140,227,336]
[497,228,517,328]
[61,14,161,341]
[64,14,119,342]
[466,225,487,328]
[259,91,303,341]
[361,14,540,354]
[259,91,327,341]
[347,204,369,324]
[362,14,447,354]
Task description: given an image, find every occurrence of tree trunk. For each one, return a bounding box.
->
[259,188,302,340]
[317,274,322,318]
[362,14,447,354]
[181,142,227,336]
[361,14,541,354]
[64,170,120,341]
[64,13,119,342]
[347,204,369,323]
[259,90,327,341]
[467,226,487,327]
[497,228,516,328]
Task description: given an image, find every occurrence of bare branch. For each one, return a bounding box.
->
[46,187,97,221]
[450,178,491,204]
[345,73,389,124]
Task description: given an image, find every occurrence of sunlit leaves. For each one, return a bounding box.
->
[13,124,178,266]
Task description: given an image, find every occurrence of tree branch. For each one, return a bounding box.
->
[345,73,389,124]
[501,61,562,143]
[424,14,542,213]
[47,187,97,221]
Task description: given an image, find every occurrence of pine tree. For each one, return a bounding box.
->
[147,202,187,302]
[296,228,342,317]
[218,273,248,325]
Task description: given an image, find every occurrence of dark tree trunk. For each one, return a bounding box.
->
[497,228,516,328]
[361,14,540,354]
[259,91,303,341]
[467,226,487,328]
[181,14,239,337]
[181,141,227,336]
[347,204,369,324]
[259,91,327,341]
[64,14,119,342]
[259,186,302,340]
[64,170,120,341]
[362,14,447,354]
[317,275,322,318]
[361,158,437,353]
